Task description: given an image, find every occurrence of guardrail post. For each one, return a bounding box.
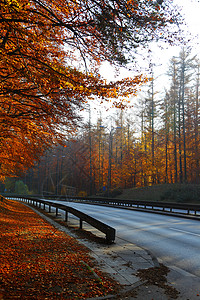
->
[65,211,68,222]
[106,229,115,244]
[80,219,83,229]
[49,205,51,213]
[56,207,58,216]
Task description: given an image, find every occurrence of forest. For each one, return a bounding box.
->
[0,0,194,195]
[5,47,198,197]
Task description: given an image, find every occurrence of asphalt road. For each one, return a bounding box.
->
[47,200,200,279]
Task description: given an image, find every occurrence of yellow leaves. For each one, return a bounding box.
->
[4,0,25,13]
[6,0,20,7]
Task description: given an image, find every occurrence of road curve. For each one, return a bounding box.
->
[49,201,200,278]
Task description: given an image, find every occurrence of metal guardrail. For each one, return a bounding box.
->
[13,194,200,216]
[74,197,200,216]
[4,193,200,226]
[84,197,200,216]
[6,196,116,243]
[18,194,200,217]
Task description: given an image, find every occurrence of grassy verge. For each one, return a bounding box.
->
[0,198,120,299]
[117,183,200,204]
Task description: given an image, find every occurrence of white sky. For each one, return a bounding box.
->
[177,0,200,41]
[88,0,200,126]
[100,0,200,79]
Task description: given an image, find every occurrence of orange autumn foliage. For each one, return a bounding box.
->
[0,0,183,180]
[0,198,120,298]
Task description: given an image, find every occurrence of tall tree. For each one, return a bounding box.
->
[142,70,159,184]
[194,61,200,182]
[167,57,179,183]
[1,0,183,180]
[177,48,195,182]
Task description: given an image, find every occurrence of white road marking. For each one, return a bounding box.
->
[170,227,200,237]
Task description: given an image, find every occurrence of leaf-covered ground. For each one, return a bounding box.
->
[0,198,120,299]
[137,264,180,299]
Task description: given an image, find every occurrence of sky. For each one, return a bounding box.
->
[177,0,200,42]
[147,0,200,92]
[100,0,200,79]
[87,0,200,126]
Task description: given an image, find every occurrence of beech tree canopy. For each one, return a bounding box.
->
[0,0,183,180]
